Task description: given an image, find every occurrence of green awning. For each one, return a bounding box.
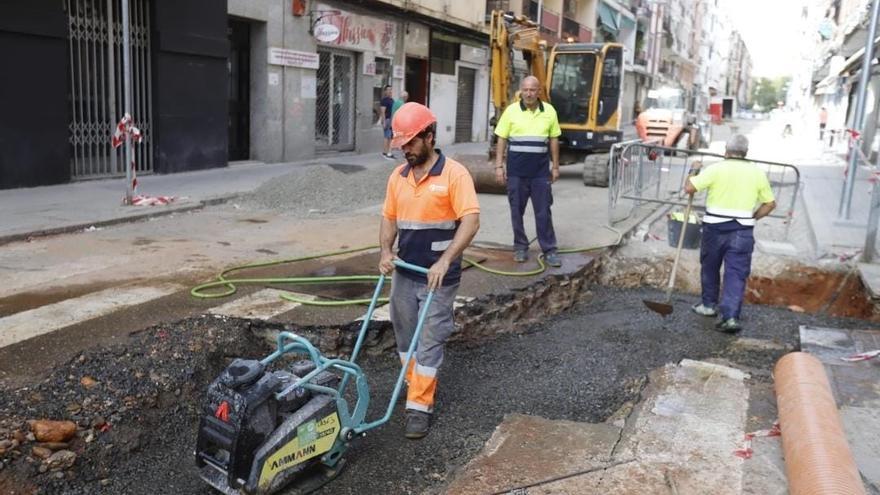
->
[598,2,618,33]
[618,14,636,31]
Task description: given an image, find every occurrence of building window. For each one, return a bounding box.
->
[430,37,459,76]
[562,17,579,41]
[563,0,577,19]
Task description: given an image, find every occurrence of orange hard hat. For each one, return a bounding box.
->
[391,102,437,148]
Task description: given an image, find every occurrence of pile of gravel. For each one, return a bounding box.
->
[242,163,396,216]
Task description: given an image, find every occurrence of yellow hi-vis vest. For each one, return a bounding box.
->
[688,159,775,226]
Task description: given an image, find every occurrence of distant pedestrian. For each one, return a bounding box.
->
[819,106,828,141]
[493,75,563,267]
[392,90,409,119]
[685,135,776,333]
[381,85,395,160]
[379,102,480,439]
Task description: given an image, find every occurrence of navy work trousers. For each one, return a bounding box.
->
[507,175,557,254]
[700,223,755,319]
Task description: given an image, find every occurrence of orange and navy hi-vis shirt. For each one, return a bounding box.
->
[382,152,480,286]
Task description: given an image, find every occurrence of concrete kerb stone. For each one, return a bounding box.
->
[0,195,240,247]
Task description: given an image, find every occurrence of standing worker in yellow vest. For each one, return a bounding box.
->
[493,76,563,267]
[685,135,776,332]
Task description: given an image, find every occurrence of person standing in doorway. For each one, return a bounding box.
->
[381,85,395,160]
[493,75,562,267]
[686,135,776,332]
[379,102,480,438]
[819,106,828,141]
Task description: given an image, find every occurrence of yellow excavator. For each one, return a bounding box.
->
[489,10,624,187]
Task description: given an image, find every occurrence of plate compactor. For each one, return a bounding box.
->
[195,260,433,494]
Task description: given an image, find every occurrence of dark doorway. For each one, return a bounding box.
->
[228,18,250,161]
[405,57,429,105]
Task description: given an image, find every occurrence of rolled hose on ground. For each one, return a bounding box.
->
[774,352,866,495]
[190,225,622,306]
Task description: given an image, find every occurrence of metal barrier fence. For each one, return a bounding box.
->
[608,141,801,240]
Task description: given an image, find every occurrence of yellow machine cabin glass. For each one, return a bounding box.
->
[548,52,597,126]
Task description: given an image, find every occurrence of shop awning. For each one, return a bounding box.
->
[618,13,636,32]
[598,2,618,34]
[814,74,839,95]
[840,35,880,75]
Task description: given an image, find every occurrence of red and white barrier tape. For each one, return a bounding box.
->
[111,114,175,206]
[734,420,780,459]
[840,350,880,362]
[111,113,142,149]
[130,195,175,206]
[844,128,875,174]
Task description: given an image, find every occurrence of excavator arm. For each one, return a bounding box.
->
[489,10,548,119]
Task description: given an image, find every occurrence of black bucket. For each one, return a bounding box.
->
[667,217,701,250]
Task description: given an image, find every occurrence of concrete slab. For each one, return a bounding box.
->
[755,239,799,257]
[533,460,738,495]
[798,325,859,363]
[446,360,753,494]
[615,360,748,469]
[858,262,880,299]
[799,325,880,492]
[444,414,621,495]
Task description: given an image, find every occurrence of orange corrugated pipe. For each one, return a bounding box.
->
[774,352,866,495]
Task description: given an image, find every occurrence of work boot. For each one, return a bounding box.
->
[405,410,431,439]
[691,303,717,317]
[514,250,528,263]
[716,318,742,333]
[544,252,562,267]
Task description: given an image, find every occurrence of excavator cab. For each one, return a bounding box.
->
[547,43,624,153]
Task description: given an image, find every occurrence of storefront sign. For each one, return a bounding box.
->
[315,3,397,57]
[313,24,340,43]
[268,48,319,69]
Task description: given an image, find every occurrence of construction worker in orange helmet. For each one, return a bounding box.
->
[378,102,481,439]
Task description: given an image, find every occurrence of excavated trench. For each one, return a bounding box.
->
[0,247,875,494]
[600,252,880,321]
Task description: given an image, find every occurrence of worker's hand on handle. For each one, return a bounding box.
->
[683,161,701,196]
[426,258,450,291]
[378,251,396,276]
[551,166,560,183]
[494,166,507,185]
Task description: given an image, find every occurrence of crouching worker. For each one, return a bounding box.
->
[378,102,480,438]
[686,135,776,332]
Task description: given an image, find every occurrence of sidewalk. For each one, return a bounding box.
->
[0,124,637,245]
[0,141,489,244]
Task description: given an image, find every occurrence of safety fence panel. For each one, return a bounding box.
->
[608,141,801,239]
[68,0,153,179]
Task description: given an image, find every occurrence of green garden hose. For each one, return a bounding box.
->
[190,225,622,306]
